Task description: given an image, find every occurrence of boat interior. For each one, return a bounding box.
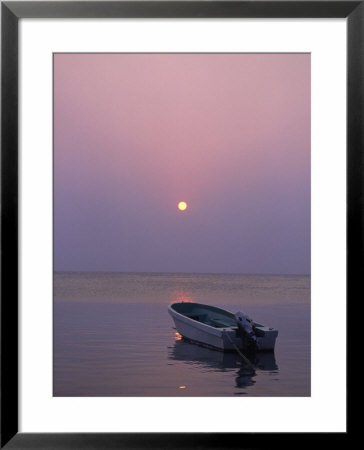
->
[171,302,237,328]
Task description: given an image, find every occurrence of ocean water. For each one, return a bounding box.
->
[54,272,310,396]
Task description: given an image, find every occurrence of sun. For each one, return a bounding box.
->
[177,201,188,211]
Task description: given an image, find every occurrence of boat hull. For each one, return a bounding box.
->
[168,302,278,352]
[170,311,241,351]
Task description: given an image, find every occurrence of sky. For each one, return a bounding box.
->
[54,53,310,275]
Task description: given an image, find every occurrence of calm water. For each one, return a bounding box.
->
[54,272,310,396]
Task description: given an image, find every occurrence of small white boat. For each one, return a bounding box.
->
[168,302,278,352]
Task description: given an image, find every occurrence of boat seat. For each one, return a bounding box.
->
[184,313,232,327]
[209,317,234,328]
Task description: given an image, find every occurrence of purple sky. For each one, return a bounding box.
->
[54,53,310,274]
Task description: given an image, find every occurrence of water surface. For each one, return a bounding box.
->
[54,272,310,396]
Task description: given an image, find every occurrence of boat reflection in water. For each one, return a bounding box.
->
[169,333,278,391]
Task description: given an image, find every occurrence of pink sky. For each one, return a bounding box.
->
[54,53,310,274]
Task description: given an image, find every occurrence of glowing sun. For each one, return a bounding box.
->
[177,201,188,211]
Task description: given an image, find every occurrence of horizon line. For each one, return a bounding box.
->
[54,270,310,277]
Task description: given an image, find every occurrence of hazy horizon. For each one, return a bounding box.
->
[54,269,310,276]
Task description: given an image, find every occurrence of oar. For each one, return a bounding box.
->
[224,331,255,371]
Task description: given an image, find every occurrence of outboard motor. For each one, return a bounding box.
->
[235,311,257,350]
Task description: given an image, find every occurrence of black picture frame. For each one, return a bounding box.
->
[1,1,357,448]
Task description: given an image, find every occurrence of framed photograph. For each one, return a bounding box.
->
[2,1,356,448]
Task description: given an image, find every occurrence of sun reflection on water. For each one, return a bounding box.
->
[175,332,183,341]
[169,293,195,304]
